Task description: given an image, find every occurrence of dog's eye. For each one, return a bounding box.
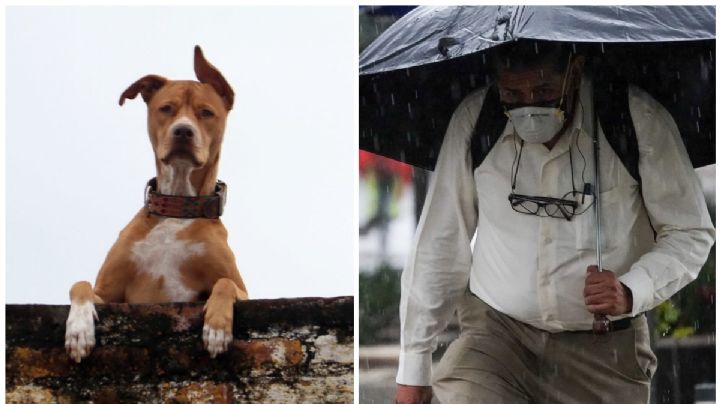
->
[200,108,215,118]
[159,105,173,114]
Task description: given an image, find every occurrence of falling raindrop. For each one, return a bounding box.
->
[406,132,411,142]
[572,43,577,54]
[482,53,486,64]
[390,93,395,106]
[600,43,605,53]
[697,106,701,118]
[405,68,411,78]
[534,42,539,54]
[414,89,419,100]
[407,102,413,119]
[642,64,647,75]
[469,74,476,87]
[696,121,700,133]
[676,71,681,80]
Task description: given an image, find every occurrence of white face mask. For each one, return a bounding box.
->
[503,56,574,144]
[505,106,566,144]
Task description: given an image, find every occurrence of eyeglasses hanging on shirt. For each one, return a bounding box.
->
[506,102,595,221]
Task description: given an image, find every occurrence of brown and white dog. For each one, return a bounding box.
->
[64,46,248,362]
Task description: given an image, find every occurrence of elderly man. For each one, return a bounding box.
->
[395,41,714,403]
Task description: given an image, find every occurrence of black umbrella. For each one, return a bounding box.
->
[360,5,715,171]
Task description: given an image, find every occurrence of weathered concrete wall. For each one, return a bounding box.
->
[6,297,354,403]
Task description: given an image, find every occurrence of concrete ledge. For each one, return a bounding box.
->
[6,297,354,403]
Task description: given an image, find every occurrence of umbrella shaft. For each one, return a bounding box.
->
[592,101,602,272]
[594,140,602,271]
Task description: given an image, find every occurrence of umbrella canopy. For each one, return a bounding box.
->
[360,6,716,170]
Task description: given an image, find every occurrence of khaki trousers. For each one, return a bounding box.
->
[433,292,657,404]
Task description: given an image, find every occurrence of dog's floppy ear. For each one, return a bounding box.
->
[194,46,234,111]
[119,75,168,106]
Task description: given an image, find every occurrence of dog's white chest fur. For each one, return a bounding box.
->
[131,218,205,301]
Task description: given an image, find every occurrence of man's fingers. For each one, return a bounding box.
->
[583,283,615,298]
[585,271,616,286]
[586,300,615,313]
[396,384,432,404]
[584,291,616,306]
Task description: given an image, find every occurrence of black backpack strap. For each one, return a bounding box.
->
[594,75,641,184]
[470,85,509,170]
[594,73,656,237]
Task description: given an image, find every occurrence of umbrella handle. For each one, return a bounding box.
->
[593,313,610,334]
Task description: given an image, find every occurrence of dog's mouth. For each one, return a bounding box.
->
[161,145,202,167]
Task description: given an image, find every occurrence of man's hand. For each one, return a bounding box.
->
[584,265,633,316]
[396,384,432,404]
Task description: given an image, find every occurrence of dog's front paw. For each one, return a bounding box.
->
[65,301,98,363]
[203,298,234,358]
[202,323,233,358]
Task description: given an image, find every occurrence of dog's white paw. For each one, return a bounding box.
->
[65,301,98,363]
[203,324,233,358]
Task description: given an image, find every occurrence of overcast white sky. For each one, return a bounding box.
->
[6,6,355,303]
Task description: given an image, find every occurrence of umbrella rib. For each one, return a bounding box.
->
[508,6,524,39]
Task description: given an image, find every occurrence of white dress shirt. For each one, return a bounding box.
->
[396,76,715,386]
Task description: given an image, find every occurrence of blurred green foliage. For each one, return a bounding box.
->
[655,244,715,338]
[359,265,402,344]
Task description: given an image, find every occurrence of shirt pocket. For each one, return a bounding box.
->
[575,185,624,251]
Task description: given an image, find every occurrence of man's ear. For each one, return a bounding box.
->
[194,45,234,111]
[119,75,167,106]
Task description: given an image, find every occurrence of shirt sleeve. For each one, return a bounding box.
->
[618,86,715,316]
[396,89,484,386]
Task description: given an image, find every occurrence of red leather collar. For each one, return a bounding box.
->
[144,178,227,219]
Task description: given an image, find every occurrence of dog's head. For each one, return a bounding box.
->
[119,46,234,170]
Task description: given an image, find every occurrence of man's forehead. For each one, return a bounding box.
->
[497,63,564,88]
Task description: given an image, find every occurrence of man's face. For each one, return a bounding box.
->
[497,61,567,108]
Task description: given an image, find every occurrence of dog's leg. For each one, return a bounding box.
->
[65,281,104,363]
[203,278,245,358]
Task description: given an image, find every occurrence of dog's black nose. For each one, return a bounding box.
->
[173,125,194,139]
